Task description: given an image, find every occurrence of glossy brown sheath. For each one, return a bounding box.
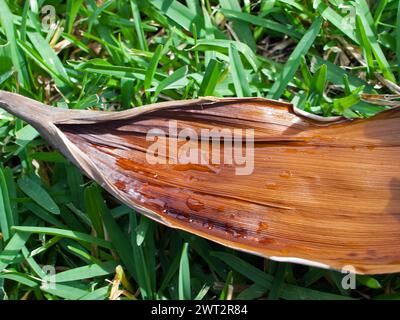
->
[1,90,399,275]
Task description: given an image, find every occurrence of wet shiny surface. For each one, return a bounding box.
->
[59,101,400,274]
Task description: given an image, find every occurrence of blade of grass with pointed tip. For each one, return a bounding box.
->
[0,42,13,75]
[130,0,148,51]
[12,226,113,249]
[219,1,256,50]
[355,6,396,82]
[0,0,29,87]
[84,185,105,238]
[3,167,17,227]
[300,57,312,88]
[14,124,39,155]
[87,185,137,280]
[66,164,85,210]
[357,275,382,289]
[79,285,110,300]
[121,78,134,108]
[355,14,375,76]
[219,270,233,300]
[268,17,322,99]
[356,0,375,27]
[148,0,201,32]
[312,64,327,95]
[229,43,251,97]
[313,56,372,91]
[178,242,191,300]
[314,0,357,43]
[0,166,13,241]
[0,272,39,288]
[17,176,60,215]
[373,0,388,28]
[42,283,89,300]
[31,151,67,163]
[0,230,31,272]
[26,31,72,88]
[55,261,117,282]
[23,203,65,228]
[74,59,151,81]
[135,216,150,246]
[66,0,84,34]
[65,244,102,265]
[158,250,181,294]
[144,44,163,99]
[129,212,154,299]
[194,284,210,300]
[198,58,225,96]
[202,3,216,65]
[153,65,188,99]
[267,263,288,300]
[192,39,259,71]
[220,8,302,40]
[21,246,47,279]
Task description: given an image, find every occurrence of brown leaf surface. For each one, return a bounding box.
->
[1,91,399,274]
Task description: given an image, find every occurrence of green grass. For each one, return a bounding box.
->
[0,0,399,300]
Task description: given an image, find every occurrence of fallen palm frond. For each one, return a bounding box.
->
[1,90,399,275]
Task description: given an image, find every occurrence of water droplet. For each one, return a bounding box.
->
[186,197,205,212]
[265,182,278,190]
[257,221,269,232]
[280,249,289,255]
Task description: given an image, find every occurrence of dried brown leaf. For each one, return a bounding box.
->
[1,91,400,274]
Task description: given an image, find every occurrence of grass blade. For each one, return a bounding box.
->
[355,4,396,82]
[130,0,148,51]
[153,65,188,98]
[11,226,113,249]
[0,166,13,241]
[198,58,225,96]
[178,242,191,300]
[268,17,322,99]
[0,0,29,87]
[229,43,251,97]
[88,186,137,280]
[55,261,117,282]
[314,0,357,43]
[221,8,302,40]
[17,176,60,215]
[219,1,256,50]
[397,0,400,79]
[0,231,31,272]
[84,185,105,238]
[267,263,287,300]
[144,44,163,98]
[66,0,84,34]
